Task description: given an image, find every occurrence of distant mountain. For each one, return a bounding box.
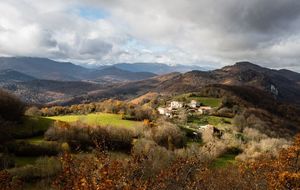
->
[102,62,209,74]
[0,69,36,82]
[0,57,87,81]
[0,57,156,81]
[89,66,156,82]
[0,79,113,105]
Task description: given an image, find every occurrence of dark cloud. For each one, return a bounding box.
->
[234,0,300,33]
[1,0,300,71]
[80,39,113,56]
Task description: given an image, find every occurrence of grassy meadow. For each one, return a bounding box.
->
[188,115,232,127]
[14,112,143,138]
[47,113,143,128]
[189,96,222,108]
[174,94,222,108]
[10,112,143,167]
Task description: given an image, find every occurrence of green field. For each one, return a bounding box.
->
[188,115,232,126]
[188,97,221,108]
[47,113,143,128]
[174,94,222,108]
[212,153,237,168]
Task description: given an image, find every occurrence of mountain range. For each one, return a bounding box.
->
[0,57,209,104]
[63,61,300,106]
[99,62,211,74]
[0,57,300,108]
[0,57,208,82]
[0,57,158,81]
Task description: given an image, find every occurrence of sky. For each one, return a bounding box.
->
[0,0,300,71]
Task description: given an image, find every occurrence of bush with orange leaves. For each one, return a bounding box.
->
[54,150,209,190]
[53,134,300,190]
[0,170,22,190]
[239,134,300,190]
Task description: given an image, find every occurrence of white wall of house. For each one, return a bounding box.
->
[157,107,166,115]
[170,101,183,109]
[190,100,198,108]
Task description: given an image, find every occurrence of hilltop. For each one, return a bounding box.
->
[60,61,300,106]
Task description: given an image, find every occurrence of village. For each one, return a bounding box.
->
[157,100,213,117]
[157,99,223,140]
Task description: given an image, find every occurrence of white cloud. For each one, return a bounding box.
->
[0,0,300,71]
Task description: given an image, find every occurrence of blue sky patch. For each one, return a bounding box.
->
[78,6,109,20]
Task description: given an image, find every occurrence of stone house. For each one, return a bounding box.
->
[157,107,172,117]
[170,101,183,109]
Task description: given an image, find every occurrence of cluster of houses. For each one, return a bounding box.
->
[157,100,213,118]
[157,100,224,140]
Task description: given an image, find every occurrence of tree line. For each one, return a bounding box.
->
[36,99,157,121]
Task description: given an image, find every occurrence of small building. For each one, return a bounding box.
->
[157,107,172,117]
[170,101,183,109]
[189,100,200,108]
[157,107,167,115]
[198,106,212,115]
[165,112,172,117]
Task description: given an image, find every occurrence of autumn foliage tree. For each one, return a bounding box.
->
[53,134,300,190]
[239,134,300,189]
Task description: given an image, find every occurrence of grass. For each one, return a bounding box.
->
[14,156,38,167]
[206,116,232,126]
[26,136,45,145]
[16,136,46,145]
[23,116,54,131]
[12,117,54,139]
[188,115,232,126]
[212,153,237,168]
[188,96,222,108]
[47,113,143,128]
[174,93,222,108]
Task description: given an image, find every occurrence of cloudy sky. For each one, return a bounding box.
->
[0,0,300,70]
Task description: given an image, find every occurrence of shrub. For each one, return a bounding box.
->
[0,154,15,170]
[6,141,61,157]
[0,90,25,122]
[243,127,268,142]
[0,170,22,190]
[45,121,136,152]
[53,134,300,190]
[236,137,290,161]
[232,114,247,132]
[8,157,61,181]
[216,107,235,118]
[25,106,42,116]
[221,96,235,108]
[40,99,157,121]
[144,121,186,149]
[0,119,15,143]
[132,138,175,178]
